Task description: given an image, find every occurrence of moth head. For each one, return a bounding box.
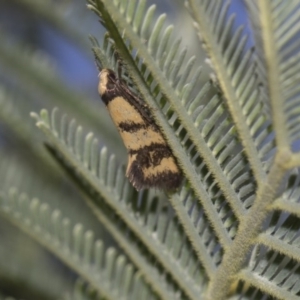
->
[98,68,117,96]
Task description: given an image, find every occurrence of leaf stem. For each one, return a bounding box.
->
[206,152,287,299]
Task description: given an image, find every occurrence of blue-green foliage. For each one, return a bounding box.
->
[1,1,300,299]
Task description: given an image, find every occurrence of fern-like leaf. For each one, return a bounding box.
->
[88,0,257,258]
[32,108,209,299]
[185,0,274,180]
[0,188,157,300]
[3,0,300,299]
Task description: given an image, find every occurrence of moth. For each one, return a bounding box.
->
[98,68,182,190]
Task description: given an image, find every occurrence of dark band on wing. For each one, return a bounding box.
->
[129,143,172,156]
[129,143,173,168]
[100,69,156,126]
[128,163,182,190]
[118,121,148,132]
[101,90,119,105]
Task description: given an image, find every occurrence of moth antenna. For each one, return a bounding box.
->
[91,48,103,72]
[114,50,123,80]
[98,19,106,28]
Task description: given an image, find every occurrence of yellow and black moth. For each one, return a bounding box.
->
[98,68,182,191]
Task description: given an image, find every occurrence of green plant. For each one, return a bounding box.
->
[1,0,300,299]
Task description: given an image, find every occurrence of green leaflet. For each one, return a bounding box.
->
[2,1,300,299]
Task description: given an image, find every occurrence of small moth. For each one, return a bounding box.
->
[98,68,182,191]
